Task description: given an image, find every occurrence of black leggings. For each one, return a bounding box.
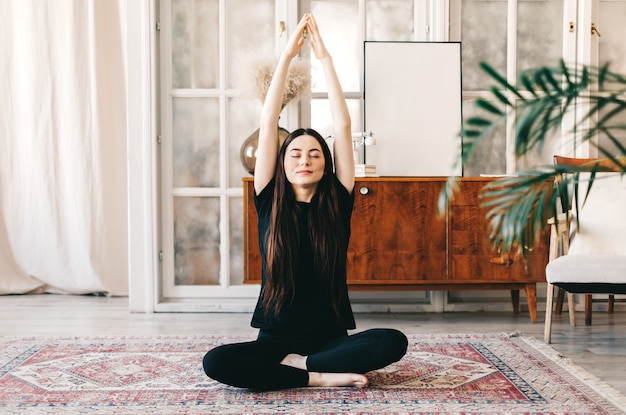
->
[202,328,408,391]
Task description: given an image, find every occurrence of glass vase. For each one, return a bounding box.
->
[240,126,290,174]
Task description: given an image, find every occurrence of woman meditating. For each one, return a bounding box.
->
[202,13,408,391]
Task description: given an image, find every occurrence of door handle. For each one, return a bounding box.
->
[591,23,601,37]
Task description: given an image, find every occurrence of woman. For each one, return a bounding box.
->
[203,14,407,391]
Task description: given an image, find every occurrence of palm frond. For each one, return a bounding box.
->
[479,170,559,259]
[440,60,626,258]
[479,62,525,100]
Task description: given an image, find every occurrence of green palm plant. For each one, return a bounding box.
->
[441,60,626,259]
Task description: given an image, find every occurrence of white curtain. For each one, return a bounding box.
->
[0,0,128,295]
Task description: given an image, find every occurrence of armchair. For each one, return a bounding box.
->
[550,156,622,325]
[544,160,626,343]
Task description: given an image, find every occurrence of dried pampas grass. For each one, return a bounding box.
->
[251,56,310,107]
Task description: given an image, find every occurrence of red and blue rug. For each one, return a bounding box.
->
[1,333,625,414]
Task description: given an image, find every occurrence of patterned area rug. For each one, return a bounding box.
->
[1,333,625,415]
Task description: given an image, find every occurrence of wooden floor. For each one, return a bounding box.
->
[2,294,626,395]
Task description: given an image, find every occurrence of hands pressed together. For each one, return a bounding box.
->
[284,14,330,61]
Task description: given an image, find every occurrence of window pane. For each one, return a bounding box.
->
[311,1,360,91]
[311,98,361,139]
[172,97,220,187]
[514,99,561,169]
[516,0,563,78]
[226,0,275,89]
[174,197,220,286]
[171,0,219,89]
[599,1,626,84]
[461,0,508,91]
[228,98,262,187]
[229,197,244,285]
[598,105,626,156]
[366,0,414,41]
[462,99,506,176]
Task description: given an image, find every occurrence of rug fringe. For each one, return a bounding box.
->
[518,333,626,413]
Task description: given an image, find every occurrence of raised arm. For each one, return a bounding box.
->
[254,16,309,195]
[307,15,354,193]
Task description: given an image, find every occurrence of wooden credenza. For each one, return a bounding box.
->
[243,177,550,322]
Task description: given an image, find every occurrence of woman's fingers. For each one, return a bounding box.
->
[285,14,330,58]
[285,16,309,56]
[307,13,318,31]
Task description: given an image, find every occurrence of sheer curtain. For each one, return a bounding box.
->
[0,1,128,295]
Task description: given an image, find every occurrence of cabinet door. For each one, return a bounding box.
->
[348,180,447,284]
[449,179,549,282]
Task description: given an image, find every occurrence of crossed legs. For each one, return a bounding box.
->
[202,328,407,391]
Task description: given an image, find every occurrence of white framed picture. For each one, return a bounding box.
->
[364,41,462,177]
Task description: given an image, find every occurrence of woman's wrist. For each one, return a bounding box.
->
[318,53,332,61]
[280,50,298,62]
[318,55,334,67]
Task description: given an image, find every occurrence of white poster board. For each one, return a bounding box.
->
[364,42,462,176]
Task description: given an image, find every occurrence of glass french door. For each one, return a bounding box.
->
[457,0,568,176]
[458,0,626,174]
[158,0,279,300]
[158,0,437,305]
[555,0,626,158]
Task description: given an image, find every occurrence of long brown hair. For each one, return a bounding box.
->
[261,128,348,320]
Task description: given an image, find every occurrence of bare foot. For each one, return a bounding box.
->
[280,353,308,370]
[308,372,369,388]
[281,354,368,388]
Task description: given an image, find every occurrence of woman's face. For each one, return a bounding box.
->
[283,134,326,187]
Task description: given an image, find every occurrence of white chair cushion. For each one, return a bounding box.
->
[567,173,626,256]
[546,254,626,284]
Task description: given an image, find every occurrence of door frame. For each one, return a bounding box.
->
[127,0,158,312]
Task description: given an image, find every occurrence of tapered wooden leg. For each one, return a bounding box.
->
[544,283,555,343]
[525,283,537,323]
[555,288,565,314]
[510,290,520,314]
[609,295,615,314]
[567,293,576,326]
[585,295,592,326]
